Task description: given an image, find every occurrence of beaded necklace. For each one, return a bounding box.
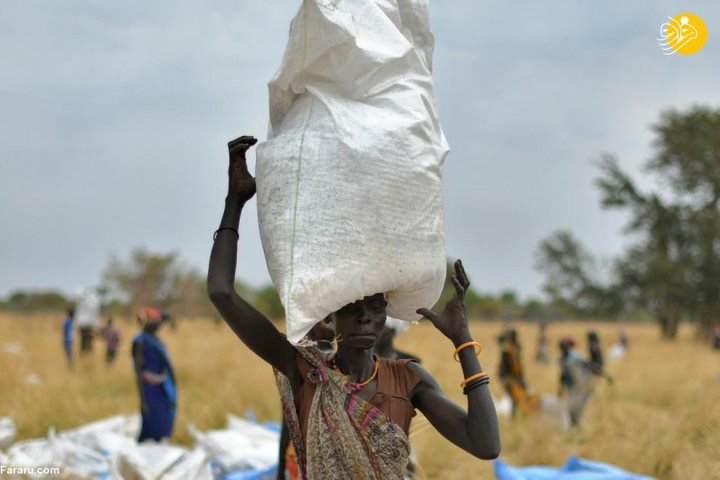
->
[332,355,380,391]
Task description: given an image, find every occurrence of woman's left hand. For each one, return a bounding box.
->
[417,259,472,346]
[227,135,258,202]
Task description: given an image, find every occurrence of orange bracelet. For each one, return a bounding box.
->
[460,372,489,388]
[453,341,482,362]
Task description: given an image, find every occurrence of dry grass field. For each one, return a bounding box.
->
[1,313,719,479]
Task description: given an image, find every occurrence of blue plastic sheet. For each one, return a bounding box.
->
[221,464,277,480]
[494,455,654,480]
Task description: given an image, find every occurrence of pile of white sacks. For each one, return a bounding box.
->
[0,414,279,480]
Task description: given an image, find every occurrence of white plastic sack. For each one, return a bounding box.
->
[385,316,411,334]
[608,343,626,361]
[60,415,139,457]
[256,0,448,342]
[113,443,187,480]
[75,289,101,328]
[163,447,213,480]
[0,417,16,448]
[225,415,280,445]
[190,420,279,474]
[6,431,110,479]
[493,395,513,419]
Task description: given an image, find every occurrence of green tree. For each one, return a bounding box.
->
[596,156,694,338]
[535,230,624,319]
[2,290,70,312]
[103,248,191,313]
[652,107,720,338]
[596,106,720,338]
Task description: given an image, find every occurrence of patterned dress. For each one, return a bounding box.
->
[275,346,420,479]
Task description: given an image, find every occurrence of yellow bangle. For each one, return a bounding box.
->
[460,372,489,388]
[453,341,482,362]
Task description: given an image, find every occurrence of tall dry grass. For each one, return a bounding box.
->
[1,313,718,479]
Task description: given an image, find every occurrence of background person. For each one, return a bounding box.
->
[100,317,121,365]
[62,307,75,369]
[498,329,528,417]
[587,330,613,384]
[132,307,177,442]
[558,337,592,428]
[535,319,549,364]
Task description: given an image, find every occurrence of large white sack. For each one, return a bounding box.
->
[0,416,16,448]
[113,443,187,480]
[608,343,626,361]
[256,0,448,343]
[74,289,101,328]
[59,415,139,459]
[225,415,280,445]
[6,431,110,479]
[162,447,213,480]
[189,422,279,474]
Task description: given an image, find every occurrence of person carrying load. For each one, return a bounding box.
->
[208,136,500,479]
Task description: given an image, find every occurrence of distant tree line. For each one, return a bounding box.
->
[2,251,559,323]
[535,106,720,340]
[0,248,281,321]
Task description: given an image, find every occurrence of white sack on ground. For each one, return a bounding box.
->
[162,447,213,480]
[225,414,280,445]
[60,415,139,457]
[493,395,512,419]
[189,420,279,474]
[0,417,16,448]
[608,343,626,361]
[114,443,187,480]
[256,0,449,343]
[6,432,110,479]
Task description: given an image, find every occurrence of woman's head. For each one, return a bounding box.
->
[331,293,387,349]
[140,307,164,333]
[559,337,575,356]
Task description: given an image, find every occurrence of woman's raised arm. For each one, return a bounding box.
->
[411,260,501,459]
[207,136,297,378]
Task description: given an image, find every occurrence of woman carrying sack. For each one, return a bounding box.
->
[207,136,499,479]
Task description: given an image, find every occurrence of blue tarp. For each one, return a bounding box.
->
[221,464,277,480]
[494,456,654,480]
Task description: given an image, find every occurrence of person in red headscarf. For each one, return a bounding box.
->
[131,307,177,442]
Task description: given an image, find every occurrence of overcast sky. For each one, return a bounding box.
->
[2,1,720,300]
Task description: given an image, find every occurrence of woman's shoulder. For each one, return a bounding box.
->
[378,357,422,394]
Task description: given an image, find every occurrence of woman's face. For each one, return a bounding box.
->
[332,293,387,349]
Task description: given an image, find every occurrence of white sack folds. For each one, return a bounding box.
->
[256,0,448,343]
[74,289,100,328]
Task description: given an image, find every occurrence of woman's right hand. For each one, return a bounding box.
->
[227,135,258,202]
